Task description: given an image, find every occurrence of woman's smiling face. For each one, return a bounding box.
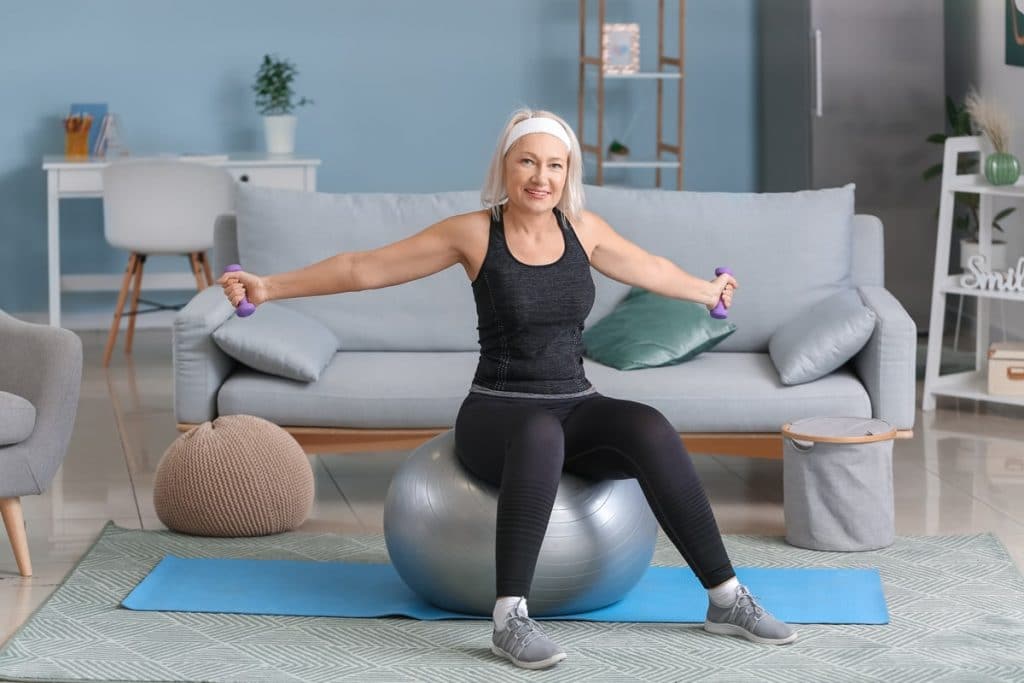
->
[503,133,568,215]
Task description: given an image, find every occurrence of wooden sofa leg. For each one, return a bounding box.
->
[0,497,32,577]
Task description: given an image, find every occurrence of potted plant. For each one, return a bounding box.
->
[253,54,313,155]
[924,96,1014,271]
[965,90,1020,186]
[607,139,630,161]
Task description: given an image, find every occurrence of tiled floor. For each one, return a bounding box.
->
[2,329,1024,645]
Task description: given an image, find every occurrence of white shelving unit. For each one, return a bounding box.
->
[922,136,1024,411]
[578,0,685,189]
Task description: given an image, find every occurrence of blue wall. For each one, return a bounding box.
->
[0,0,757,316]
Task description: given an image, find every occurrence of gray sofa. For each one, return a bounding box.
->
[173,183,916,457]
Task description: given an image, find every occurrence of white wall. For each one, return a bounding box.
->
[946,0,1024,340]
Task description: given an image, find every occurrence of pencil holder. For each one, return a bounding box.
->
[63,116,92,159]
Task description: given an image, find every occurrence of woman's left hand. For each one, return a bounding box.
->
[707,273,738,312]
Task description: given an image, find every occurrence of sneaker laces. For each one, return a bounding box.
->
[732,586,766,628]
[505,615,545,654]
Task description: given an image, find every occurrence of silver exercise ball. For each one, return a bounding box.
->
[383,430,658,616]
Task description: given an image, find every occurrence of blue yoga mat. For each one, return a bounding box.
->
[122,556,888,624]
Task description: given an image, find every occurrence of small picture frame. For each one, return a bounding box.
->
[1007,0,1024,66]
[602,23,640,75]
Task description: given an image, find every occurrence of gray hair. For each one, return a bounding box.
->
[481,108,585,222]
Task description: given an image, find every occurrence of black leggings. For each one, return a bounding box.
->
[454,391,735,598]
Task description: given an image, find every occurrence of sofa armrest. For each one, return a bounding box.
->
[173,287,236,424]
[853,286,917,430]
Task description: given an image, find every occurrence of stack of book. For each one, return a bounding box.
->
[70,102,128,157]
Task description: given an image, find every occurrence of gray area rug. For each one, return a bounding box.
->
[1,524,1023,682]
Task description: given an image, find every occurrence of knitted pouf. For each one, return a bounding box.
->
[153,415,314,537]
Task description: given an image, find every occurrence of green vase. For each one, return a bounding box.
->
[984,153,1021,185]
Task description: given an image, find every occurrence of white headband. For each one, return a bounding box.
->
[503,117,572,155]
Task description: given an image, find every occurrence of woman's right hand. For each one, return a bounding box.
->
[217,269,271,308]
[707,272,738,312]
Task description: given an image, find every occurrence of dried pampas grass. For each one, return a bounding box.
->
[965,89,1013,153]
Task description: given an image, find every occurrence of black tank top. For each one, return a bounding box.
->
[470,207,596,397]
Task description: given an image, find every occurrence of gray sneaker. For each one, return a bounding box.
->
[704,585,798,645]
[491,599,567,670]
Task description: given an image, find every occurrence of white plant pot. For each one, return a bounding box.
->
[960,239,1008,271]
[263,115,297,155]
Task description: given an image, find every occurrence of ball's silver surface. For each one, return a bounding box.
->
[383,430,658,616]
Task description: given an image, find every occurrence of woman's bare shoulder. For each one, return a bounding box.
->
[437,210,491,247]
[572,209,613,256]
[577,209,612,232]
[432,209,487,240]
[440,209,491,232]
[432,210,491,277]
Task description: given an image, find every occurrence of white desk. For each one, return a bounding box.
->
[42,154,321,327]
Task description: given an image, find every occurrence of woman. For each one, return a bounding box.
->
[220,109,796,670]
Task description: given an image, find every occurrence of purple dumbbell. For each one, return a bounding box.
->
[224,264,256,317]
[710,266,732,319]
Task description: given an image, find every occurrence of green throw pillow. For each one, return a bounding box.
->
[583,288,737,370]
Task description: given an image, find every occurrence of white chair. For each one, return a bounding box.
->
[101,159,235,366]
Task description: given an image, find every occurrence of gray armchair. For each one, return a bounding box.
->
[0,310,82,576]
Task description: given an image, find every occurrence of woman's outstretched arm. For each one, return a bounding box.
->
[582,210,737,310]
[218,213,475,307]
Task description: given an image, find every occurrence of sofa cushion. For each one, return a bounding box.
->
[582,288,735,370]
[0,390,35,446]
[769,289,877,385]
[235,186,482,351]
[584,184,856,353]
[586,353,871,433]
[217,352,870,433]
[219,352,479,429]
[212,302,339,382]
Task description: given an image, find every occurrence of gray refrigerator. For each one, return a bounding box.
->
[759,0,945,329]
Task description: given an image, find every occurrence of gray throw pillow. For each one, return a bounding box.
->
[213,302,339,382]
[769,289,876,385]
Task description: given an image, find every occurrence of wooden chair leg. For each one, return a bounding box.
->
[124,253,146,355]
[103,253,138,367]
[0,497,32,577]
[199,251,214,289]
[188,253,206,291]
